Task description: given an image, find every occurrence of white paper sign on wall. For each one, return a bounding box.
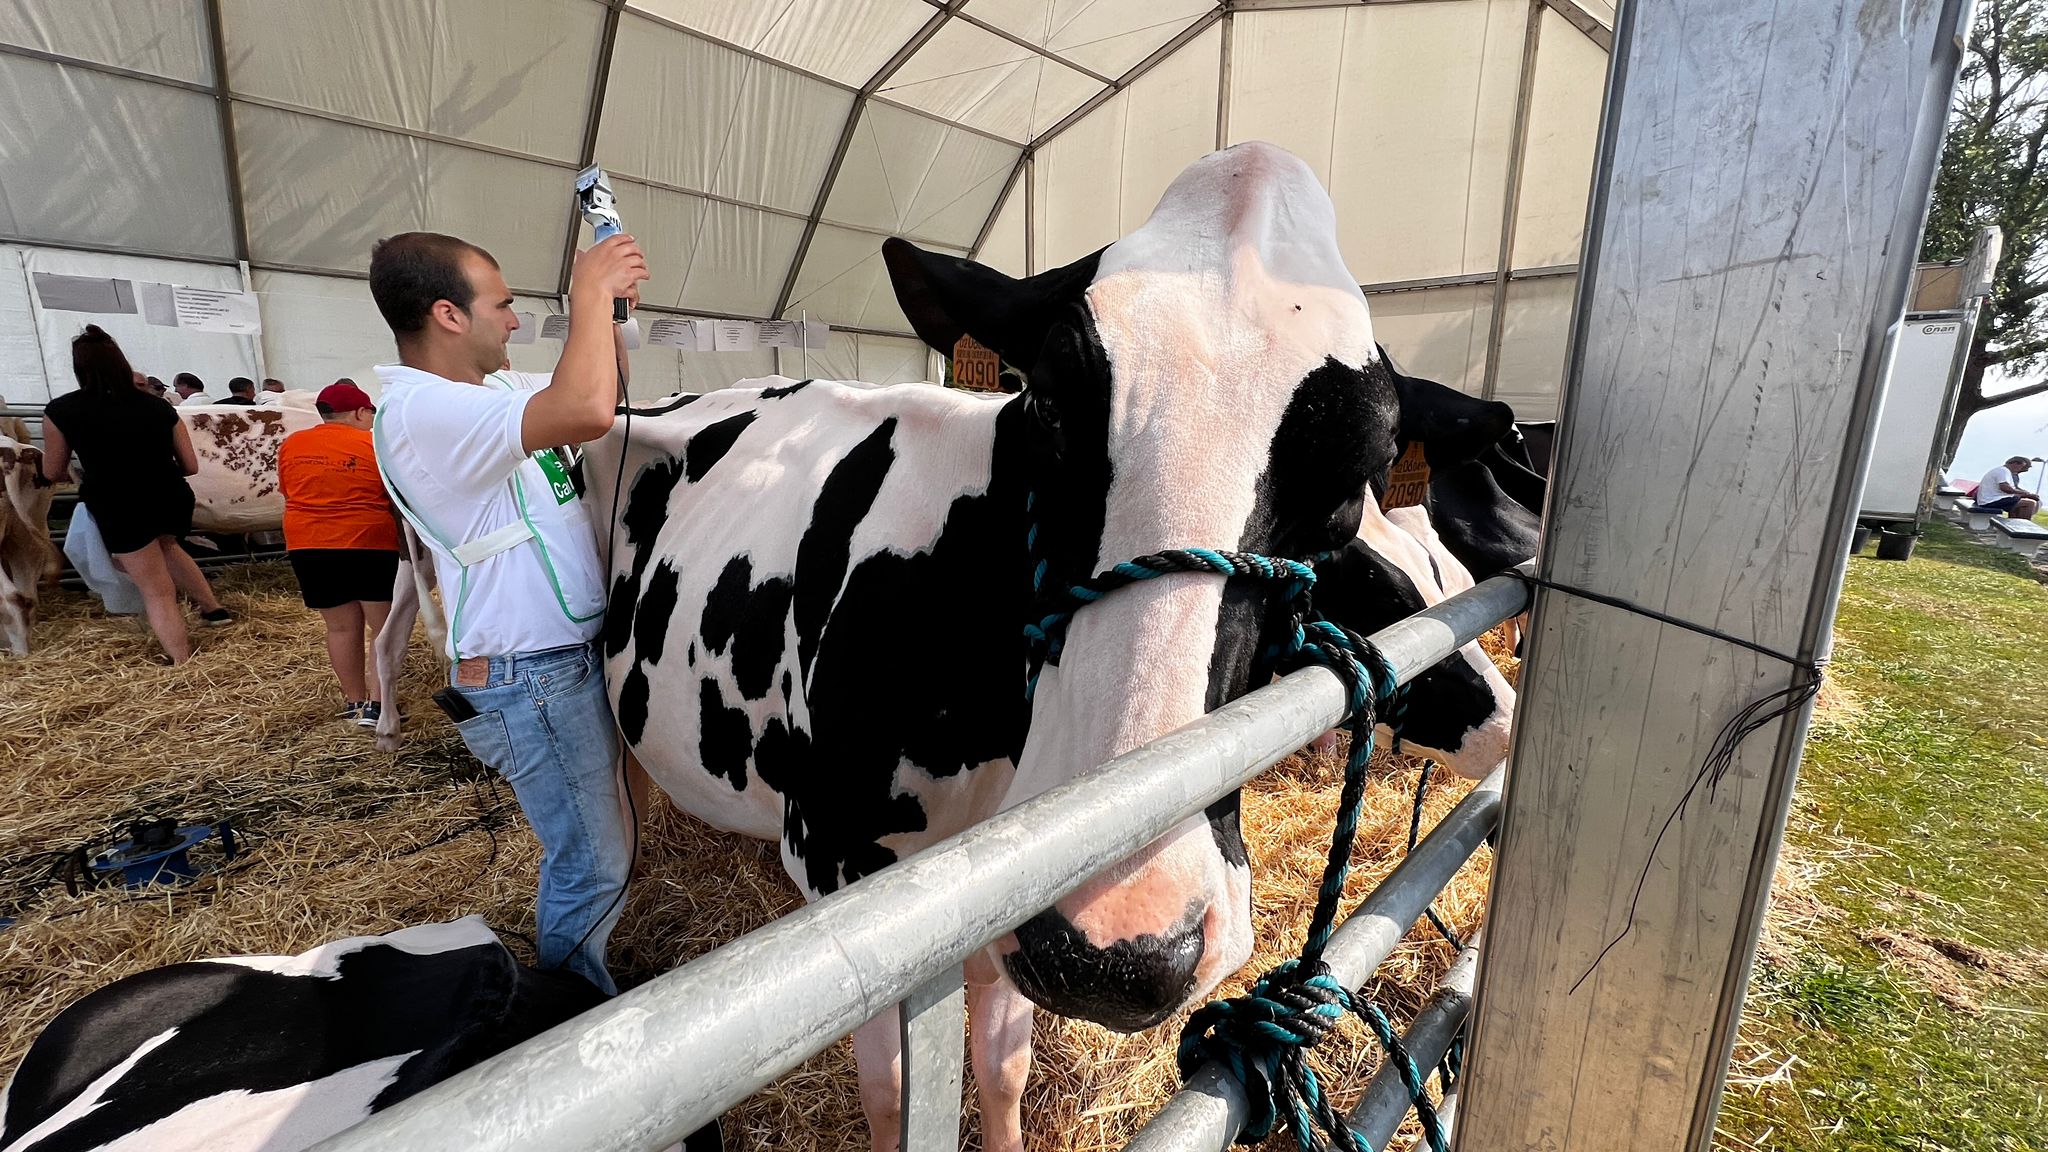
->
[171,286,262,334]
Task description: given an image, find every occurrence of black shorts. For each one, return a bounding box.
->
[87,486,195,555]
[288,549,400,610]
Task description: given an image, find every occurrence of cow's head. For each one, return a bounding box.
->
[1378,345,1515,469]
[886,142,1399,1030]
[1378,348,1544,579]
[1314,502,1514,778]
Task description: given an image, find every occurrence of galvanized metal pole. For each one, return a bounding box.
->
[310,575,1530,1152]
[1457,0,1976,1146]
[898,965,966,1152]
[1348,935,1483,1150]
[1479,0,1543,402]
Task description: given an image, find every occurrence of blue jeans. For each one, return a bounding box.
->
[449,642,630,995]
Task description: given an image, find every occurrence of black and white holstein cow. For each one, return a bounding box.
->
[583,142,1505,1151]
[0,917,722,1152]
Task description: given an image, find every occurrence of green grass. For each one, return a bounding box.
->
[1715,518,2048,1152]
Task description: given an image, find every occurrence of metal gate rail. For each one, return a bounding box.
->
[309,572,1532,1152]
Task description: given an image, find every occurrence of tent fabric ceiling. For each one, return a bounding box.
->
[0,0,1610,410]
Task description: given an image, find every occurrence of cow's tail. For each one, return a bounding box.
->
[374,524,447,753]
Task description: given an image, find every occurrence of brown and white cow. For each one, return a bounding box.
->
[176,401,321,534]
[0,418,59,656]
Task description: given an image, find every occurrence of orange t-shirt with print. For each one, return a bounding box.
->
[278,422,399,552]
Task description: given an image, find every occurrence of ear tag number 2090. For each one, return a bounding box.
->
[1383,442,1431,510]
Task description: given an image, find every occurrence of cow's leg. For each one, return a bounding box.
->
[0,512,33,656]
[621,747,652,877]
[373,555,421,752]
[966,949,1033,1152]
[363,599,393,703]
[851,1007,905,1152]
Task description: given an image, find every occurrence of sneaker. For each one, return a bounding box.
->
[354,701,383,728]
[340,701,365,721]
[198,607,233,627]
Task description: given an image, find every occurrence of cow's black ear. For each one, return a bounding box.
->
[883,239,1101,369]
[1379,346,1514,465]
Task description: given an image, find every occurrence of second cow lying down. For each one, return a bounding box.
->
[0,917,722,1152]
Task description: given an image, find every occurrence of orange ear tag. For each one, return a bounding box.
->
[1383,442,1432,510]
[949,334,1003,393]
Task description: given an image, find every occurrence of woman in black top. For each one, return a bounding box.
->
[42,326,231,663]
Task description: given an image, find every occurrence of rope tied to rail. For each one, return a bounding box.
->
[1020,493,1456,1152]
[1173,640,1455,1152]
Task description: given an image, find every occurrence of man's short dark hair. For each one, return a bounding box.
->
[369,232,500,337]
[228,377,255,396]
[173,372,203,392]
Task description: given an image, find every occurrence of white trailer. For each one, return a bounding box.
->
[1856,232,2002,559]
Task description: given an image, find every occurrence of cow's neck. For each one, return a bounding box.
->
[967,395,1044,760]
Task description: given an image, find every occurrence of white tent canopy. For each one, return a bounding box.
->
[0,0,1610,411]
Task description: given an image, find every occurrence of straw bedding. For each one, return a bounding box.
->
[1,563,1512,1151]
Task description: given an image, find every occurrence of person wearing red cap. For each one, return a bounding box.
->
[278,379,401,725]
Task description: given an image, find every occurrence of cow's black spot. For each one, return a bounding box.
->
[701,556,753,655]
[685,411,757,483]
[792,419,897,678]
[617,561,681,744]
[600,572,637,658]
[622,458,684,557]
[730,577,792,701]
[753,716,806,793]
[635,562,680,666]
[699,678,752,791]
[604,457,686,658]
[759,379,811,400]
[617,666,652,744]
[782,408,1039,894]
[699,555,794,701]
[1204,792,1249,869]
[781,669,793,705]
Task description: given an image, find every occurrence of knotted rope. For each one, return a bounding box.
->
[1021,501,1456,1152]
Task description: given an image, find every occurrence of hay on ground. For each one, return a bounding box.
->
[1,563,1498,1151]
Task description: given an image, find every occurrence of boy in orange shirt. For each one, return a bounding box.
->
[279,381,401,725]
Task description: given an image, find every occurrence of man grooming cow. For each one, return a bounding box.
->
[367,229,647,996]
[581,142,1503,1152]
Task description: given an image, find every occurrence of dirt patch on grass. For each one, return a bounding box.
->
[1855,926,2048,1014]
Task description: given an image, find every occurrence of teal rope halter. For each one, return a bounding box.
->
[1020,494,1455,1152]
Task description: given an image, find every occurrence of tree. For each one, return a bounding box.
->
[1925,0,2048,465]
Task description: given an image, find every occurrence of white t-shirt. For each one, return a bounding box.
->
[178,392,213,406]
[373,364,606,660]
[1980,466,2021,501]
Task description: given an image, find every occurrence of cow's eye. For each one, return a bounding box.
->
[1030,394,1065,457]
[1304,494,1365,553]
